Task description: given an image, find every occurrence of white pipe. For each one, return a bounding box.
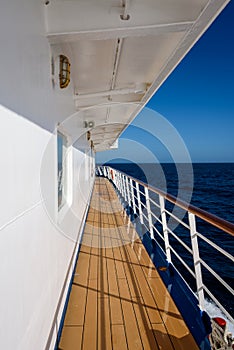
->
[74,84,146,100]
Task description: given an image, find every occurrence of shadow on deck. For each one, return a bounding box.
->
[58,177,198,350]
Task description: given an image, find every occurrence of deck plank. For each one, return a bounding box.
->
[111,325,128,350]
[82,278,98,350]
[106,257,124,326]
[118,278,143,350]
[59,326,83,350]
[58,177,199,350]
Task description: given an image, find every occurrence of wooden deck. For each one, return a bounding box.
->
[59,177,198,350]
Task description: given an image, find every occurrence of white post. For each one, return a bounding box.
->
[107,167,110,179]
[130,178,136,214]
[120,173,125,197]
[115,171,118,188]
[117,172,121,191]
[145,187,154,240]
[125,176,131,207]
[188,212,205,310]
[103,166,107,177]
[122,174,127,201]
[159,195,171,263]
[136,182,143,224]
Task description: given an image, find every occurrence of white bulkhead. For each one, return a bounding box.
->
[0,0,230,349]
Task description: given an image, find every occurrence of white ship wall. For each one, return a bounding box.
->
[0,106,95,350]
[0,1,95,349]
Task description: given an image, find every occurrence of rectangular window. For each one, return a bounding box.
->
[57,131,68,210]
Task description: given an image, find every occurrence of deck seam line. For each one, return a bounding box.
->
[104,182,115,350]
[106,180,146,350]
[80,197,94,350]
[111,180,177,350]
[111,177,179,349]
[105,179,130,350]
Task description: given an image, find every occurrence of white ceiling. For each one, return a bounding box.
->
[47,0,230,152]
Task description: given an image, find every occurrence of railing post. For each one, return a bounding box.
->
[115,172,119,190]
[103,166,107,177]
[120,173,125,197]
[125,176,131,207]
[130,178,136,215]
[159,195,171,263]
[145,187,154,240]
[107,167,110,179]
[116,172,121,192]
[188,212,205,310]
[118,173,121,192]
[136,182,143,224]
[122,174,127,201]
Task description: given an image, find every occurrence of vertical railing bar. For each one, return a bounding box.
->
[119,173,123,196]
[145,187,154,240]
[112,169,115,185]
[122,174,127,202]
[125,176,131,207]
[121,173,125,198]
[188,212,205,310]
[118,172,121,191]
[130,178,136,214]
[116,171,119,191]
[116,172,120,191]
[136,182,143,224]
[159,195,171,263]
[119,173,122,194]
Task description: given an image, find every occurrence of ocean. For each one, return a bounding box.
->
[107,162,234,323]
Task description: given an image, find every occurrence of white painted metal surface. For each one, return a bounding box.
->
[159,195,172,263]
[188,212,205,310]
[0,105,95,350]
[136,182,143,224]
[145,187,154,240]
[45,0,230,152]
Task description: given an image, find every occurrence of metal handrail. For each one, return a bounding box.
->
[111,167,234,236]
[96,165,234,326]
[97,165,234,234]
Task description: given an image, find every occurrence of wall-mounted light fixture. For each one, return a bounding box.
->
[59,55,71,89]
[84,121,95,128]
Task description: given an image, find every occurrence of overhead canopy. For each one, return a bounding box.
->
[46,0,230,151]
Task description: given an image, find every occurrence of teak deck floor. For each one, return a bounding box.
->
[59,177,198,350]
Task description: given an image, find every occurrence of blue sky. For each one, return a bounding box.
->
[97,1,234,164]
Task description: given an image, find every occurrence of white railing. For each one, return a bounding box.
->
[96,165,234,325]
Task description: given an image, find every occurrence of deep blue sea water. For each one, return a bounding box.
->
[107,162,234,320]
